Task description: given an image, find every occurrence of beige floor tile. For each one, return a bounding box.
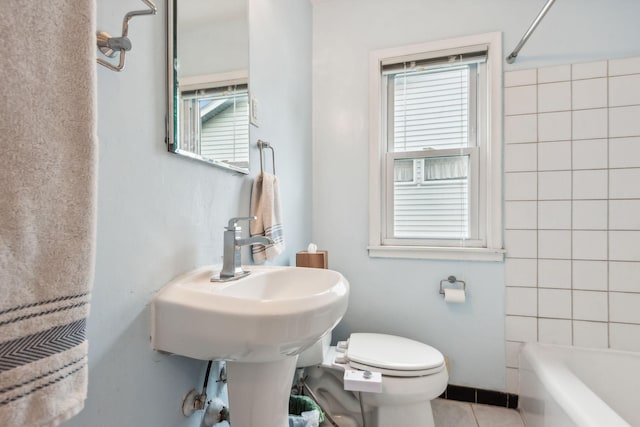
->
[471,403,525,427]
[432,399,478,427]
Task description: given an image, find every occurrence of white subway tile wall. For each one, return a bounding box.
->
[538,288,572,319]
[538,171,571,199]
[610,323,640,352]
[538,82,571,113]
[538,259,571,289]
[538,141,571,171]
[538,64,570,83]
[573,320,608,348]
[539,111,571,141]
[609,200,640,229]
[572,260,607,291]
[505,114,538,143]
[504,57,640,386]
[504,68,537,87]
[505,85,537,115]
[505,258,538,287]
[572,169,607,199]
[572,200,607,230]
[572,230,607,260]
[505,367,519,394]
[505,201,537,230]
[538,318,572,345]
[610,106,640,137]
[608,57,640,76]
[609,261,640,292]
[609,137,640,168]
[609,75,640,106]
[572,139,608,169]
[505,143,537,172]
[572,108,608,140]
[506,287,537,316]
[572,290,608,321]
[538,230,571,259]
[572,78,607,110]
[609,168,640,198]
[505,316,537,342]
[571,60,607,80]
[505,341,524,368]
[538,201,571,229]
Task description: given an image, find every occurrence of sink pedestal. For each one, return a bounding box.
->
[226,356,298,427]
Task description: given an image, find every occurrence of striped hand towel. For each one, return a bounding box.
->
[250,173,285,263]
[0,0,97,425]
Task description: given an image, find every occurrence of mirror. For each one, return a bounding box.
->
[167,0,250,174]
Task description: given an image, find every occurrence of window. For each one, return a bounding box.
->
[180,84,249,169]
[368,33,503,261]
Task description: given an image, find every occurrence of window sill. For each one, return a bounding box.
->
[367,245,505,262]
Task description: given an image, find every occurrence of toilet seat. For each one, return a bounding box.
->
[344,333,445,378]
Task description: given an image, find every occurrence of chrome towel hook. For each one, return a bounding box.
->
[97,0,157,72]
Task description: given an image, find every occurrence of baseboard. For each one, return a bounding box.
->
[439,384,519,409]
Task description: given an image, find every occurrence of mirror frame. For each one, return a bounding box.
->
[165,0,250,175]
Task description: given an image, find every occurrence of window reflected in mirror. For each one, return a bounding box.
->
[180,83,249,170]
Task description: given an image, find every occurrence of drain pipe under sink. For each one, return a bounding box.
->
[302,372,365,426]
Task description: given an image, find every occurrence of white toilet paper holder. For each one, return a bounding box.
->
[439,276,466,296]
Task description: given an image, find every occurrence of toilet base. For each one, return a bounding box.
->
[306,366,444,427]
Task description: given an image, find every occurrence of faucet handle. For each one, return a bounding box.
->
[226,216,256,230]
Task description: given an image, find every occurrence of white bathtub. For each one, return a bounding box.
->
[519,343,638,427]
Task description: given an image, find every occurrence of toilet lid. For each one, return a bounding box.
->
[346,333,445,375]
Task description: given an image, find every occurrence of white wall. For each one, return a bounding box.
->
[64,0,311,425]
[312,0,640,391]
[250,0,313,245]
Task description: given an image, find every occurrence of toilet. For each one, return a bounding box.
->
[297,332,448,427]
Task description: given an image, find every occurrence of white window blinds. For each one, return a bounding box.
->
[385,52,485,241]
[391,66,470,151]
[392,156,470,239]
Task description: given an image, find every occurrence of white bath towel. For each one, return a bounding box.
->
[250,173,285,263]
[0,1,97,426]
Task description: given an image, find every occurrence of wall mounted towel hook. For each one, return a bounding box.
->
[97,0,157,72]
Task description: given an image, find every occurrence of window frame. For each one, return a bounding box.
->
[368,32,504,262]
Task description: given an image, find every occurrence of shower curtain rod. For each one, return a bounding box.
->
[506,0,557,64]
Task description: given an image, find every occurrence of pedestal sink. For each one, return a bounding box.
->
[151,265,349,427]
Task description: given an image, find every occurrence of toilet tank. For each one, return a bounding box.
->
[296,332,332,367]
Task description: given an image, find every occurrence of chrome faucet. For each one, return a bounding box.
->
[211,216,273,282]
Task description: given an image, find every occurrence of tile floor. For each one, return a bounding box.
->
[432,399,525,427]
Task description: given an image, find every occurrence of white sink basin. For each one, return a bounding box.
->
[152,265,349,427]
[151,265,349,362]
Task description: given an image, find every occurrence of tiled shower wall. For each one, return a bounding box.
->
[503,56,640,393]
